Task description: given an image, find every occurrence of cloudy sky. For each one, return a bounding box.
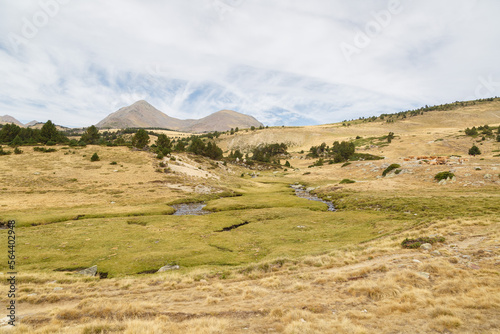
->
[1,0,499,127]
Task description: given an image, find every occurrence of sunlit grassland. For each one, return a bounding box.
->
[315,186,500,221]
[5,181,407,277]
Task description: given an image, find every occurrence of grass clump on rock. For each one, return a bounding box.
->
[401,236,445,249]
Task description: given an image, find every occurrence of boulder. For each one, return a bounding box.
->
[430,250,441,257]
[78,265,97,277]
[157,264,180,273]
[420,243,432,251]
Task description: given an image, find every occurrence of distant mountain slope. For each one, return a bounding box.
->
[187,110,263,133]
[25,120,39,127]
[96,100,263,132]
[0,115,23,126]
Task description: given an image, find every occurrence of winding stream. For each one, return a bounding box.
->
[291,184,336,211]
[171,203,211,216]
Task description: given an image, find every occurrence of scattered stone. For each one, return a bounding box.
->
[53,287,63,291]
[110,201,116,204]
[449,244,458,248]
[78,265,97,277]
[467,263,480,270]
[418,272,430,279]
[199,279,208,284]
[27,293,37,296]
[430,250,441,256]
[462,255,471,260]
[420,243,432,251]
[412,259,421,263]
[157,264,180,272]
[464,173,471,177]
[438,179,447,185]
[450,232,461,236]
[484,174,492,179]
[33,172,40,175]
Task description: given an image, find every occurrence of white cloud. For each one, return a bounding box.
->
[0,0,499,127]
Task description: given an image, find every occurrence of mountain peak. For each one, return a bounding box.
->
[0,115,24,127]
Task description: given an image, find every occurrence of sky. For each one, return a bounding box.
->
[0,0,499,127]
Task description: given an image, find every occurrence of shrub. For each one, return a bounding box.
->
[382,164,401,176]
[33,147,56,153]
[468,145,481,156]
[90,153,100,162]
[401,236,445,249]
[339,179,355,184]
[14,147,22,154]
[309,159,324,167]
[0,146,11,155]
[110,161,117,165]
[341,162,351,167]
[434,171,455,181]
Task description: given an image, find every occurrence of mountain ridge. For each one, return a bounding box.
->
[96,100,263,132]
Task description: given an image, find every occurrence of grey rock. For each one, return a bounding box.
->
[430,250,441,256]
[78,265,97,277]
[53,287,63,291]
[438,179,447,185]
[484,174,492,179]
[417,272,430,279]
[420,243,432,251]
[157,264,180,273]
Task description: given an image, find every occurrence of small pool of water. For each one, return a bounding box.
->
[291,184,336,211]
[171,203,211,216]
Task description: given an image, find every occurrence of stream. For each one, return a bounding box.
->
[291,184,336,211]
[171,203,211,216]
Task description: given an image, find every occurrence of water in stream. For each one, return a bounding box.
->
[171,203,211,216]
[291,184,336,211]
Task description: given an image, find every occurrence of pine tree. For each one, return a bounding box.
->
[132,129,150,149]
[81,125,100,144]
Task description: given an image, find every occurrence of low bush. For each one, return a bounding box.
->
[382,164,401,177]
[90,153,100,162]
[339,179,355,184]
[434,171,455,181]
[33,147,57,153]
